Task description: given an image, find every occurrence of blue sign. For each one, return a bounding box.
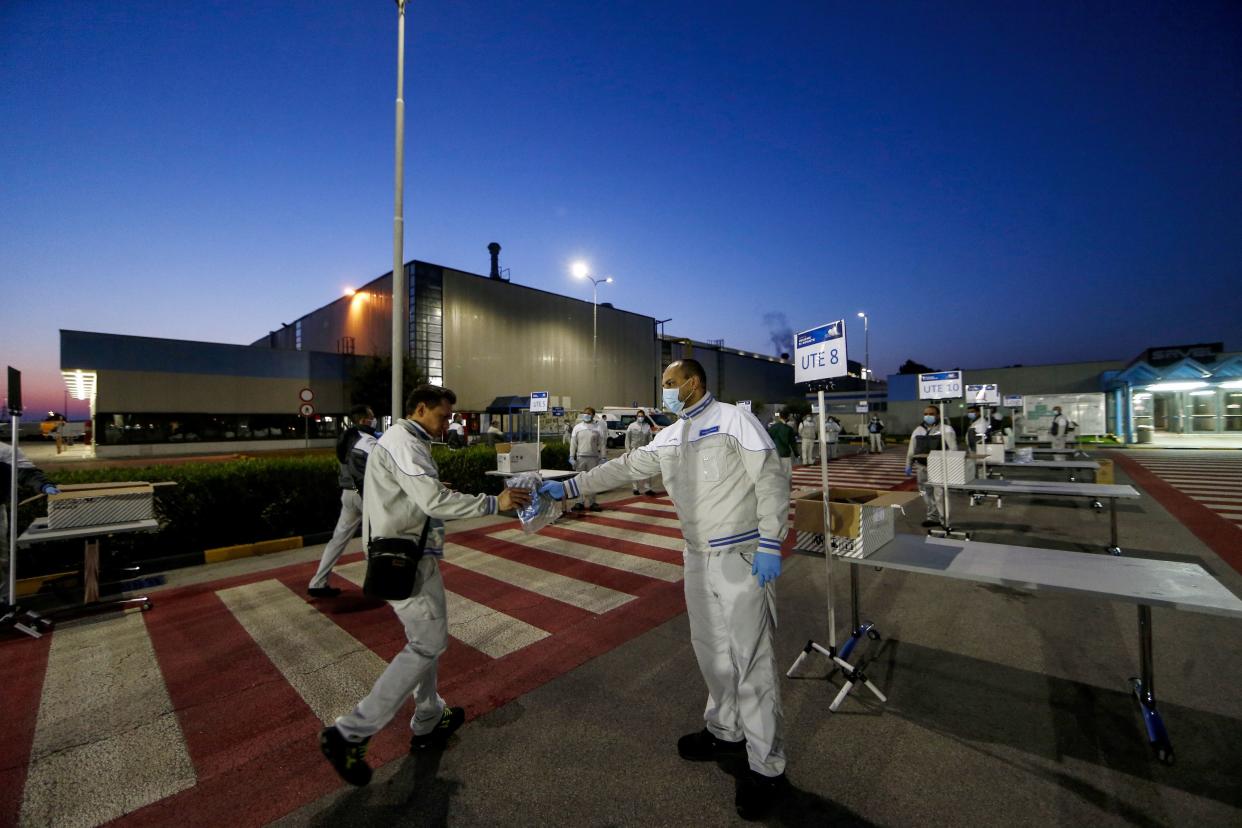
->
[530,391,549,413]
[794,319,848,384]
[551,406,565,416]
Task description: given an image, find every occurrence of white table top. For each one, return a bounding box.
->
[18,517,160,546]
[947,479,1139,499]
[995,460,1100,470]
[839,534,1242,619]
[485,469,578,480]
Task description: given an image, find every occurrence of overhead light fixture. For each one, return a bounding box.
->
[1219,379,1242,389]
[1189,390,1216,396]
[344,287,356,297]
[1146,381,1208,392]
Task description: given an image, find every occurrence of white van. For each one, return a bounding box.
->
[602,406,674,448]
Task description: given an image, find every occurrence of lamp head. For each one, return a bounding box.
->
[605,276,613,284]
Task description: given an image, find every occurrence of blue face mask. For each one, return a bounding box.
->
[967,413,977,421]
[581,414,591,423]
[663,378,692,414]
[923,415,936,426]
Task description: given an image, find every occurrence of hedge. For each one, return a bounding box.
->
[18,441,575,577]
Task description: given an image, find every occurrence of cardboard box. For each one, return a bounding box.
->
[495,442,540,474]
[925,450,976,484]
[793,487,920,559]
[47,482,155,530]
[1096,458,1114,485]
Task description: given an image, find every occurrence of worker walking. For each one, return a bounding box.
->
[320,385,530,786]
[824,415,842,460]
[539,359,791,820]
[767,413,796,479]
[798,414,818,466]
[867,414,885,454]
[569,407,605,511]
[905,405,957,528]
[625,409,657,496]
[308,405,378,598]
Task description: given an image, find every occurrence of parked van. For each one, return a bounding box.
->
[601,406,673,448]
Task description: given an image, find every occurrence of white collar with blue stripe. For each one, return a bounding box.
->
[403,419,434,442]
[679,392,716,421]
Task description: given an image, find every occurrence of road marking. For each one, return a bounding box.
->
[489,528,683,583]
[443,543,636,614]
[553,520,686,551]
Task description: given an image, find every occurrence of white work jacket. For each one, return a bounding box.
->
[625,420,654,451]
[570,421,603,460]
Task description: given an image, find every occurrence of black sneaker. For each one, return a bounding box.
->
[572,503,585,512]
[644,490,656,497]
[920,519,942,528]
[308,586,342,598]
[677,728,746,761]
[588,504,603,512]
[735,770,788,821]
[319,726,372,786]
[632,489,640,495]
[410,705,465,751]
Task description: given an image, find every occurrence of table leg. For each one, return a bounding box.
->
[1132,604,1174,764]
[1108,499,1121,556]
[84,539,100,604]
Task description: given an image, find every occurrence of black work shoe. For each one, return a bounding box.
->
[632,489,640,495]
[308,586,342,598]
[588,504,603,512]
[644,490,656,497]
[735,770,788,820]
[572,503,585,512]
[411,706,465,751]
[920,519,942,528]
[319,726,372,786]
[677,728,747,761]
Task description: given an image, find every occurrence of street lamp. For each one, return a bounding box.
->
[857,312,870,426]
[391,0,409,424]
[572,261,613,398]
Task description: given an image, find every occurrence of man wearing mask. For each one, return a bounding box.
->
[964,406,988,453]
[308,404,378,598]
[905,405,957,528]
[767,413,797,479]
[798,414,818,466]
[1,444,59,612]
[1049,406,1072,451]
[867,414,886,454]
[537,359,790,820]
[320,385,530,786]
[569,407,605,511]
[824,415,842,460]
[625,410,657,496]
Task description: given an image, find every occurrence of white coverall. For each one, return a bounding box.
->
[309,429,377,590]
[798,418,818,466]
[1050,413,1071,451]
[906,422,957,523]
[867,418,885,453]
[334,419,499,743]
[564,392,790,777]
[624,419,655,492]
[569,420,604,506]
[965,416,989,452]
[824,419,842,459]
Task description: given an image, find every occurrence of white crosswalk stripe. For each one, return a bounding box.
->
[1131,452,1242,529]
[443,542,637,613]
[488,528,684,583]
[554,519,686,551]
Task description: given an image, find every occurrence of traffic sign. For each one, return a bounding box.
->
[530,391,549,413]
[966,383,1000,405]
[299,388,314,403]
[794,319,847,384]
[299,402,315,417]
[918,371,963,401]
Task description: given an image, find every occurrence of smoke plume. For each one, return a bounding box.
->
[763,312,794,357]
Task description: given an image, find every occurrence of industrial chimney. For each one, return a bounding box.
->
[488,242,502,280]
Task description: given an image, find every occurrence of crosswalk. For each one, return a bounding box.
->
[0,452,916,827]
[1128,452,1242,529]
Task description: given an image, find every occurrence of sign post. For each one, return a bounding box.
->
[530,391,548,447]
[918,371,964,535]
[299,388,315,450]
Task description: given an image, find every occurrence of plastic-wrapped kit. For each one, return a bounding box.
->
[506,471,564,534]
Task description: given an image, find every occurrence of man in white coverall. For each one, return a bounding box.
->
[319,385,530,786]
[625,409,657,496]
[308,404,378,597]
[569,407,605,511]
[1049,406,1072,451]
[798,414,818,466]
[905,404,958,528]
[824,415,842,459]
[867,414,885,453]
[540,359,790,820]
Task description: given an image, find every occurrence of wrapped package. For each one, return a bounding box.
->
[506,471,564,534]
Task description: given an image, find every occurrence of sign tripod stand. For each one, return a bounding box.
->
[3,367,53,639]
[784,320,885,711]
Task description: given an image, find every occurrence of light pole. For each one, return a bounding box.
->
[572,262,612,400]
[857,312,870,429]
[390,0,408,423]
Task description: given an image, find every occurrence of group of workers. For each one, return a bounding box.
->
[313,359,792,820]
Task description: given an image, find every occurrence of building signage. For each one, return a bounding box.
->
[1144,343,1222,366]
[794,319,847,384]
[918,371,963,401]
[855,402,869,413]
[529,391,549,413]
[551,406,565,417]
[966,384,1000,405]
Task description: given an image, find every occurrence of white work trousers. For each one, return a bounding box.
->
[335,557,448,741]
[573,456,601,505]
[683,547,786,777]
[826,441,838,460]
[309,489,363,589]
[915,464,946,522]
[869,433,884,453]
[778,456,792,481]
[1050,434,1068,450]
[799,440,816,466]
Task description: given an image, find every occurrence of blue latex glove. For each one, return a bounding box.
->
[538,480,566,500]
[752,551,781,587]
[42,484,60,495]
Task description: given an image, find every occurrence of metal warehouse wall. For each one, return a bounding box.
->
[442,270,658,412]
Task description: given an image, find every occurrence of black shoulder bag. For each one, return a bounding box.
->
[363,518,432,601]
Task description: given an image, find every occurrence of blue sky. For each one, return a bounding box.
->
[2,1,1239,415]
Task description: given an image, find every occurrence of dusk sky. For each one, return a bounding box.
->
[3,1,1240,417]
